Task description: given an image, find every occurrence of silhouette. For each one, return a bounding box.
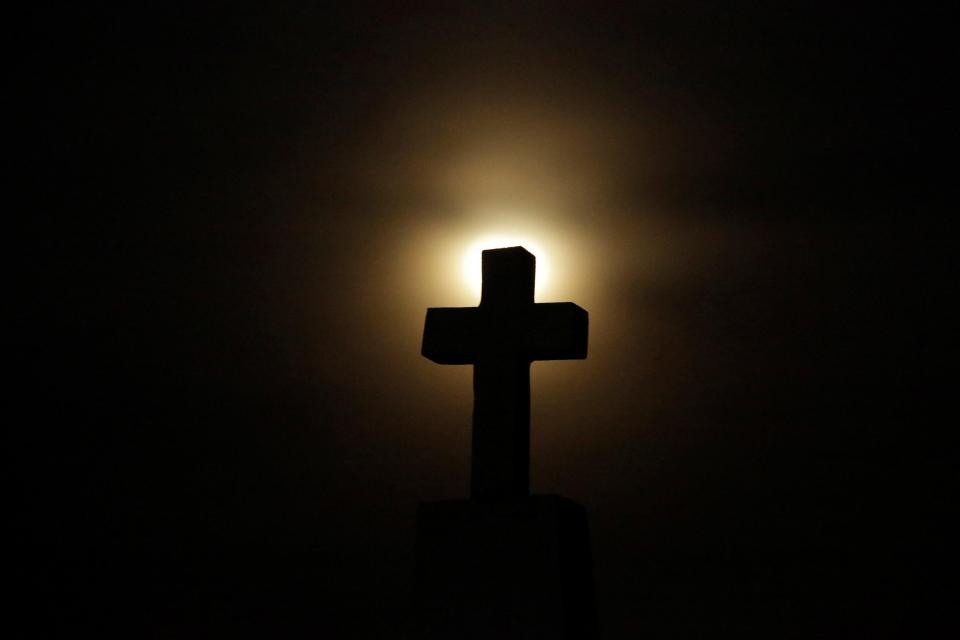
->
[422,246,588,499]
[417,247,599,638]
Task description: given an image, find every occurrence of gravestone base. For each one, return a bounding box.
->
[415,494,599,639]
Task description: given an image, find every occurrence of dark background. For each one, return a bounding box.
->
[17,3,950,638]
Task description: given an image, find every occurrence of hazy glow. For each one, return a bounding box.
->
[462,235,551,299]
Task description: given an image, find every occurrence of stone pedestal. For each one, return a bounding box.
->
[415,494,599,639]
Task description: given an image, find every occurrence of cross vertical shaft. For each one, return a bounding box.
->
[473,357,531,498]
[473,248,534,498]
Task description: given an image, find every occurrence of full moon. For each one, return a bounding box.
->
[461,235,551,300]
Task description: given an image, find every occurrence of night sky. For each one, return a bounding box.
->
[18,3,950,638]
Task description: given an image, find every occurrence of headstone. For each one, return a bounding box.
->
[417,246,599,638]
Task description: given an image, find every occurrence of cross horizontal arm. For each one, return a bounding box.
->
[423,302,588,364]
[522,302,588,361]
[422,307,479,364]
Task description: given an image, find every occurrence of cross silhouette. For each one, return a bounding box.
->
[422,246,588,499]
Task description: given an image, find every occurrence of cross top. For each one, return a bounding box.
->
[422,246,588,499]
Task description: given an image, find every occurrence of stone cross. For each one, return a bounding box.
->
[422,246,588,500]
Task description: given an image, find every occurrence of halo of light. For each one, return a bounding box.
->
[461,234,551,300]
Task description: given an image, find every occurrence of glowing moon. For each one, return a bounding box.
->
[461,235,551,299]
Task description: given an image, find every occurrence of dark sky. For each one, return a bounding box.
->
[18,3,950,638]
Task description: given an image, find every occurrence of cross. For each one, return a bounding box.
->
[421,246,588,500]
